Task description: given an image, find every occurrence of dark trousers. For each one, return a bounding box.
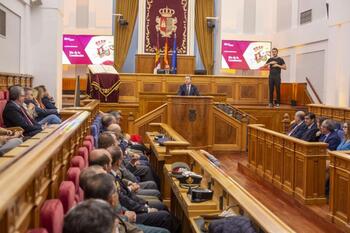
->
[269,76,281,104]
[136,211,180,233]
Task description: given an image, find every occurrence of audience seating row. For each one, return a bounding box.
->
[25,128,96,233]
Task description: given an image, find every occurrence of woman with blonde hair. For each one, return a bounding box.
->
[337,121,350,150]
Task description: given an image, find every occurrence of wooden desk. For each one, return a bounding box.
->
[248,124,328,204]
[146,123,190,206]
[165,150,295,233]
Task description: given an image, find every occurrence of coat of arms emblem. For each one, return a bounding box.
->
[156,6,177,37]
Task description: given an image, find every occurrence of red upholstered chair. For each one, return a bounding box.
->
[0,91,8,127]
[70,156,85,170]
[27,228,48,233]
[76,147,89,167]
[58,181,77,214]
[40,199,64,233]
[84,135,94,149]
[66,167,84,202]
[83,140,93,154]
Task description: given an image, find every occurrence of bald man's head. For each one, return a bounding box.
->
[89,149,112,172]
[79,165,106,191]
[107,124,122,138]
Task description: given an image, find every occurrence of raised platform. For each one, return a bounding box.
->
[216,153,344,233]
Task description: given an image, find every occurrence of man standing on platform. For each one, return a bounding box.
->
[262,48,286,107]
[177,76,200,96]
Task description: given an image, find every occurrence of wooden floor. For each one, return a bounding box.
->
[215,153,344,233]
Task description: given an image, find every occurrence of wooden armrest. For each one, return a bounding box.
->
[7,127,24,132]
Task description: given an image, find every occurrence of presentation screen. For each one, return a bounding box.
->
[62,34,114,65]
[221,40,271,70]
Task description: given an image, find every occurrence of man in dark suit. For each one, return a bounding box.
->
[319,119,341,150]
[177,76,200,96]
[3,85,43,137]
[287,111,307,139]
[301,112,319,142]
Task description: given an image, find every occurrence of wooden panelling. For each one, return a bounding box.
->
[280,83,312,106]
[248,124,328,205]
[308,104,350,123]
[139,92,226,116]
[135,54,195,74]
[0,72,33,90]
[329,151,350,231]
[63,74,270,105]
[238,105,301,132]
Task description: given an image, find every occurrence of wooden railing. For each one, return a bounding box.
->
[0,72,33,90]
[165,150,295,233]
[61,99,100,124]
[213,103,257,151]
[133,103,168,136]
[0,110,91,233]
[308,104,350,122]
[329,150,350,230]
[248,124,328,204]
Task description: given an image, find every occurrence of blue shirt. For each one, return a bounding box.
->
[337,139,350,151]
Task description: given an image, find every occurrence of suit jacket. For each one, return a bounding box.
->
[301,123,319,142]
[319,131,341,151]
[288,122,308,139]
[110,171,148,214]
[3,101,42,137]
[177,84,200,96]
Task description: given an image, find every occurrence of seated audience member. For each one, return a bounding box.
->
[79,165,107,190]
[301,112,319,142]
[315,117,327,140]
[0,127,23,156]
[24,88,61,125]
[108,146,160,199]
[98,131,118,149]
[85,151,176,232]
[37,85,57,110]
[337,121,350,150]
[177,76,200,96]
[89,149,113,172]
[3,86,43,137]
[319,119,341,150]
[63,199,119,233]
[101,114,117,132]
[287,111,307,139]
[109,110,123,124]
[84,173,169,233]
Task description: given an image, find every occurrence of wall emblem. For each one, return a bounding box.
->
[156,6,177,38]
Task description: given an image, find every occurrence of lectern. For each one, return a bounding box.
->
[166,95,213,149]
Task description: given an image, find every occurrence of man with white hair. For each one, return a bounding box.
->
[287,111,307,139]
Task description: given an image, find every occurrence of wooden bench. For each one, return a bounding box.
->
[248,124,328,204]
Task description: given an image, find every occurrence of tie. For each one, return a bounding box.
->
[20,106,34,126]
[186,85,190,96]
